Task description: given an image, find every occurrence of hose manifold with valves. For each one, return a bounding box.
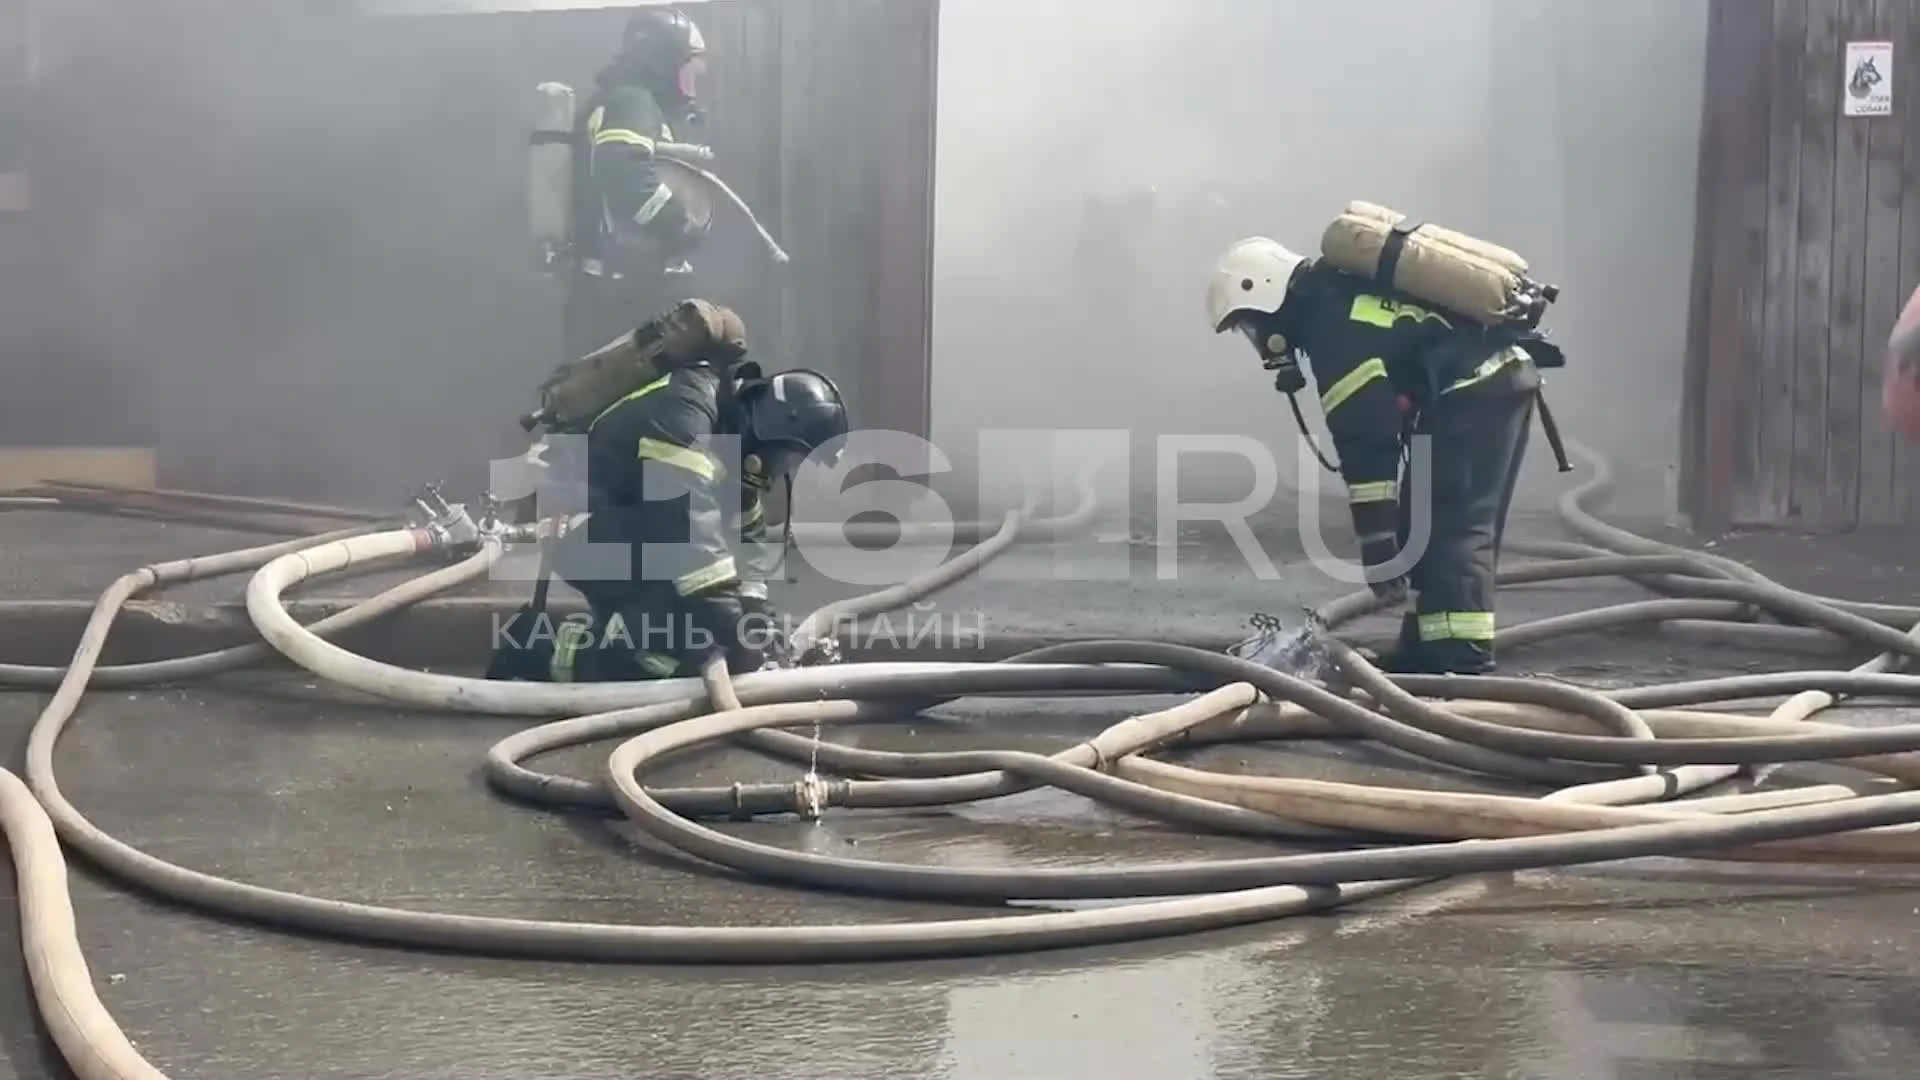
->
[407,482,555,556]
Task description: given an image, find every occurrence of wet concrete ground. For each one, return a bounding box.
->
[1,509,1919,1078]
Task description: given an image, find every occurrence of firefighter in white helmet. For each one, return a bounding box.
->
[1205,237,1544,675]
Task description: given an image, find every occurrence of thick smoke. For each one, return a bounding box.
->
[24,5,613,503]
[931,0,1711,525]
[19,0,1708,527]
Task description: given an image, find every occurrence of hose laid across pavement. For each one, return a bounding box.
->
[10,476,1111,547]
[11,443,1920,1076]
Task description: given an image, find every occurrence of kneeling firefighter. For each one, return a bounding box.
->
[562,5,714,359]
[1206,203,1573,675]
[490,300,850,682]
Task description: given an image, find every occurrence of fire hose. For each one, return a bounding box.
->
[661,150,791,266]
[10,443,1920,1076]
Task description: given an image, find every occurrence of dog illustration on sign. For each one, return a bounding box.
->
[1851,54,1884,99]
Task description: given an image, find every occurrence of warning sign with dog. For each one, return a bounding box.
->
[1845,40,1893,117]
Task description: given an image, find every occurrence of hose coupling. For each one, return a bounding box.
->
[408,484,481,554]
[790,774,844,821]
[475,491,503,533]
[487,521,546,545]
[409,483,452,521]
[470,493,549,546]
[425,507,481,553]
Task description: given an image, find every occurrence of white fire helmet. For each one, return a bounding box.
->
[1205,237,1308,334]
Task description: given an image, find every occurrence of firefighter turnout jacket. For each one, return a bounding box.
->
[1275,264,1533,542]
[555,363,778,677]
[575,69,695,268]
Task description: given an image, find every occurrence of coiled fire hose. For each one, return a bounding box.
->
[11,443,1920,1076]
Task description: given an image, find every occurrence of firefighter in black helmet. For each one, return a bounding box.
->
[491,304,852,683]
[565,5,714,360]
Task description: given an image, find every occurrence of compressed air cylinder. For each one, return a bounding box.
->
[1320,201,1534,326]
[529,81,577,256]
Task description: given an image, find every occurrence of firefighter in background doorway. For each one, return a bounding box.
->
[1205,232,1567,676]
[566,5,714,360]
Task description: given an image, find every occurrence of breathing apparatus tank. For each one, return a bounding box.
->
[520,299,749,435]
[528,81,578,271]
[1319,201,1560,331]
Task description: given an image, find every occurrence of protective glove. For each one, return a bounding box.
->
[1359,536,1409,604]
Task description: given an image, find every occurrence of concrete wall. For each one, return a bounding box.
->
[929,0,1711,525]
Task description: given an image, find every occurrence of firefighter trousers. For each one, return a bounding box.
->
[1392,359,1541,673]
[486,586,734,685]
[545,598,693,683]
[484,597,690,684]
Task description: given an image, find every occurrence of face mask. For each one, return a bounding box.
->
[677,55,707,101]
[1235,321,1290,366]
[1235,319,1305,393]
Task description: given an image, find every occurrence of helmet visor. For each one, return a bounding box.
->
[1234,318,1291,364]
[677,55,707,101]
[755,444,803,478]
[754,440,837,480]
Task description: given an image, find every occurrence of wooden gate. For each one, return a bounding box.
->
[1687,0,1920,532]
